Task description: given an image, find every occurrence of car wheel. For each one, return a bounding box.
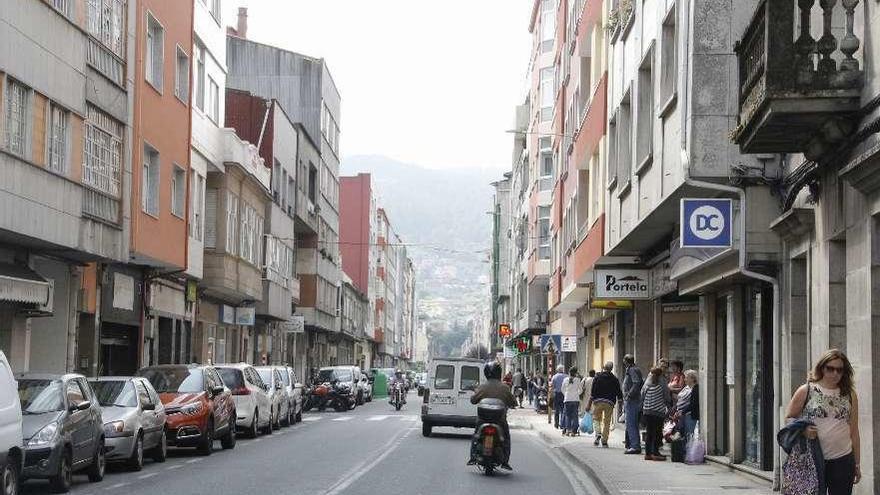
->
[221,415,236,450]
[151,429,167,463]
[86,438,106,482]
[197,418,213,456]
[1,456,19,495]
[126,433,144,471]
[422,422,432,438]
[295,410,302,423]
[48,449,72,493]
[264,412,274,435]
[284,407,292,427]
[274,408,281,429]
[249,410,260,438]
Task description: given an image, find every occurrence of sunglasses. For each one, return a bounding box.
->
[823,364,845,375]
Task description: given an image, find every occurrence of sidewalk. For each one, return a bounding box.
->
[508,407,775,495]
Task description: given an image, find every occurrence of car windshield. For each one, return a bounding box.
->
[139,367,203,393]
[18,379,63,414]
[318,369,352,383]
[217,368,244,389]
[280,370,290,386]
[90,381,138,407]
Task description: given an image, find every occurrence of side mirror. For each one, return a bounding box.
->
[275,382,282,390]
[71,400,91,412]
[211,385,224,396]
[142,402,156,411]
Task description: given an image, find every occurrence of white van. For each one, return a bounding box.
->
[0,351,22,494]
[420,358,485,437]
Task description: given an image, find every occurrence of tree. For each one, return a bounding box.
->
[464,344,490,360]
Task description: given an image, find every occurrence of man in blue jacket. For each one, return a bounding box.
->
[550,365,567,429]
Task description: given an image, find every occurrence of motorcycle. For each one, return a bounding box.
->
[326,380,356,412]
[303,383,331,412]
[389,381,406,411]
[535,388,548,413]
[468,398,510,475]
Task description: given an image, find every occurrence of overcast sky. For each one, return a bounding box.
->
[221,0,533,171]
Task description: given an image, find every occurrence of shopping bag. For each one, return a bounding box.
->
[781,441,819,495]
[579,411,594,434]
[663,419,677,441]
[684,423,706,465]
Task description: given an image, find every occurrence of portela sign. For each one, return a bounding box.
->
[594,268,651,300]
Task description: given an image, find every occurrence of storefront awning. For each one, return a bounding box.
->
[0,263,51,305]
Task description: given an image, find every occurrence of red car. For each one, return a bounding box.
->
[138,365,236,455]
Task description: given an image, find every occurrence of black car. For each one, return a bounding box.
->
[17,373,105,493]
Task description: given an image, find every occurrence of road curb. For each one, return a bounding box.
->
[537,430,614,495]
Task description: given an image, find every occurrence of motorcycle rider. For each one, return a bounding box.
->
[389,369,407,405]
[470,361,517,470]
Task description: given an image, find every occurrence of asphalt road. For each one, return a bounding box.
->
[22,392,584,495]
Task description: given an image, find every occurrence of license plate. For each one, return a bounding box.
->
[482,435,494,450]
[431,395,455,405]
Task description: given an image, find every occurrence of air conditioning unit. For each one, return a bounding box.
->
[307,202,315,215]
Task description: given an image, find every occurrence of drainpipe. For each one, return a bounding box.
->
[680,150,781,490]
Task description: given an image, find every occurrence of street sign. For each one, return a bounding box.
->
[498,323,512,338]
[594,268,651,300]
[560,336,577,352]
[282,315,305,333]
[681,198,733,248]
[539,335,561,355]
[235,307,255,326]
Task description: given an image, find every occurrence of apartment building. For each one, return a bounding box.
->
[226,21,342,375]
[544,0,609,372]
[732,1,879,491]
[0,0,133,373]
[489,174,512,354]
[339,173,379,369]
[339,274,368,368]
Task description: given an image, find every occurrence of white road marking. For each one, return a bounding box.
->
[186,458,203,464]
[322,427,412,495]
[399,416,418,421]
[366,415,389,421]
[332,416,354,422]
[302,416,322,422]
[166,464,183,470]
[106,483,129,490]
[137,472,158,480]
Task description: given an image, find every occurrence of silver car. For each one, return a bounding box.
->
[254,367,288,430]
[280,367,304,424]
[88,377,167,471]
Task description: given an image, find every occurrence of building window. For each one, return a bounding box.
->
[175,46,190,103]
[308,163,318,203]
[142,144,160,216]
[286,177,295,215]
[171,165,185,218]
[190,171,204,240]
[83,106,123,197]
[4,79,29,157]
[209,0,221,21]
[46,104,69,174]
[636,48,654,168]
[617,91,632,183]
[226,191,238,255]
[660,7,678,113]
[87,0,126,58]
[51,0,72,18]
[540,67,554,122]
[540,138,553,177]
[538,206,551,260]
[204,188,217,248]
[145,13,164,91]
[607,116,617,187]
[272,161,282,205]
[207,77,219,123]
[540,0,556,53]
[194,42,205,111]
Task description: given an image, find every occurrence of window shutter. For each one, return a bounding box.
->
[205,189,217,248]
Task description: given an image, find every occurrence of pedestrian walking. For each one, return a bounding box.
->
[586,361,622,447]
[512,368,526,407]
[561,366,585,436]
[503,370,513,388]
[551,365,567,429]
[533,371,547,412]
[580,369,595,415]
[674,370,699,439]
[622,354,644,454]
[642,367,671,461]
[784,349,861,495]
[526,370,535,405]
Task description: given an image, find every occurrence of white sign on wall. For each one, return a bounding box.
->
[221,305,235,324]
[235,307,256,326]
[112,273,134,310]
[594,268,651,300]
[283,315,305,334]
[561,336,577,352]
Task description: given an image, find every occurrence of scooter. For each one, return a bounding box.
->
[468,398,510,476]
[389,382,406,411]
[303,382,331,412]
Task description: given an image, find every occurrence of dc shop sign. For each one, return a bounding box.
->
[594,269,651,300]
[680,199,733,248]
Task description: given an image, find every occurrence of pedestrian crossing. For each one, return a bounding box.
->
[303,414,419,423]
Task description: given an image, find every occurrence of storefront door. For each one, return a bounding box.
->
[743,285,774,471]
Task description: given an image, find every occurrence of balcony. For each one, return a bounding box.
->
[733,0,863,159]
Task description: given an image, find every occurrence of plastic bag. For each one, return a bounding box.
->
[685,423,706,465]
[579,411,594,434]
[663,419,677,441]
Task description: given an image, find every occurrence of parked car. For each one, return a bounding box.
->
[357,372,372,404]
[0,351,22,495]
[254,367,287,430]
[316,367,359,410]
[17,373,105,492]
[420,358,485,437]
[416,372,428,396]
[214,364,271,437]
[279,367,304,424]
[137,365,236,455]
[88,377,166,471]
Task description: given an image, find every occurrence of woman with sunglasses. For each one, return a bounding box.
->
[785,349,861,495]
